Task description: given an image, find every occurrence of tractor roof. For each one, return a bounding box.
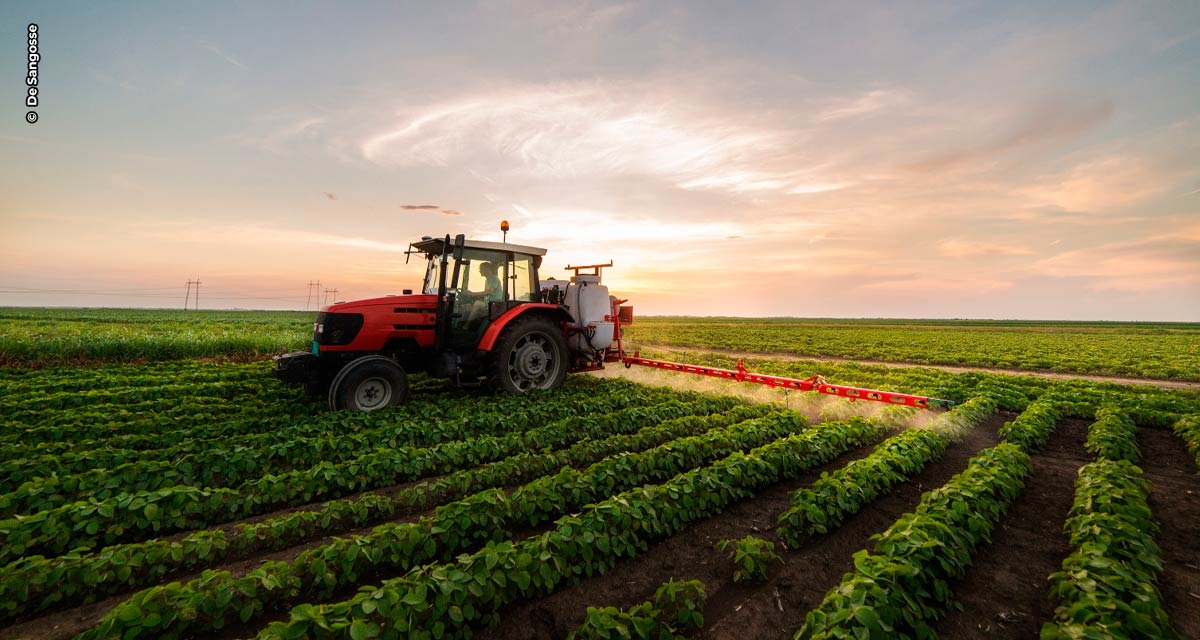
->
[410,236,548,257]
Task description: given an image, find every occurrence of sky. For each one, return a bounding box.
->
[1,1,1198,320]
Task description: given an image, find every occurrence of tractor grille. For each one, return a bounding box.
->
[313,312,364,346]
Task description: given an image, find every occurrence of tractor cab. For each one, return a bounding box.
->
[409,235,547,349]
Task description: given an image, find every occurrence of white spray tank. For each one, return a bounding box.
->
[564,274,614,353]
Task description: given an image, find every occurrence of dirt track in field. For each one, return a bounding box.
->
[637,344,1200,391]
[476,414,1008,640]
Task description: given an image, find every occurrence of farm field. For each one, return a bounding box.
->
[6,309,1200,384]
[0,308,309,367]
[627,317,1200,382]
[1,310,1199,639]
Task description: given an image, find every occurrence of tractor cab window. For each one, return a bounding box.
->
[455,249,504,302]
[507,254,537,301]
[422,256,441,295]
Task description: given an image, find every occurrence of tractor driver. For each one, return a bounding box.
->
[464,261,503,330]
[479,262,503,302]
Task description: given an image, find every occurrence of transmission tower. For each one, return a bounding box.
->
[306,280,321,310]
[184,279,202,310]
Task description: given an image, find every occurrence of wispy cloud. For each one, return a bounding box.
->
[322,192,337,201]
[236,113,327,154]
[815,89,909,122]
[400,204,462,216]
[908,96,1113,172]
[938,239,1032,257]
[198,40,247,69]
[360,83,795,193]
[1027,224,1200,291]
[139,221,412,253]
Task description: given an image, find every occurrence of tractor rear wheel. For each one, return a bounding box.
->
[491,315,568,393]
[328,356,409,412]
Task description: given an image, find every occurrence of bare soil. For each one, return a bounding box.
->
[1137,427,1200,639]
[638,344,1200,391]
[475,414,1008,640]
[931,418,1090,638]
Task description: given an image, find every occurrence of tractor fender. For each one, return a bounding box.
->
[476,303,572,351]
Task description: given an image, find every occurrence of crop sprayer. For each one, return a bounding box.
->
[274,224,957,412]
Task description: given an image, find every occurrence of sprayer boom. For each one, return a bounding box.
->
[619,352,955,410]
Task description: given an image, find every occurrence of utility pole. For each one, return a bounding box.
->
[306,280,322,310]
[184,279,201,310]
[324,288,338,305]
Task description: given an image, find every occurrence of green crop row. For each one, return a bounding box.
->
[5,377,284,415]
[997,397,1060,453]
[0,375,628,468]
[1172,414,1200,471]
[776,428,949,549]
[79,409,814,639]
[0,311,309,366]
[1085,407,1140,463]
[0,394,732,562]
[249,417,883,639]
[0,361,267,398]
[0,384,685,514]
[796,443,1032,639]
[567,579,706,640]
[1,404,774,621]
[1042,460,1178,639]
[922,394,999,440]
[3,372,594,451]
[0,367,271,412]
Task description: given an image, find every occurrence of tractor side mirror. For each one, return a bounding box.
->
[453,234,465,260]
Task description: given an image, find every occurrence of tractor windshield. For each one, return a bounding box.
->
[422,256,441,295]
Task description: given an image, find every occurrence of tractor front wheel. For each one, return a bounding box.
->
[328,356,409,412]
[491,316,568,393]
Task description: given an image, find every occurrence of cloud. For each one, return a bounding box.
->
[908,96,1113,172]
[360,83,797,193]
[198,40,247,69]
[236,114,327,154]
[855,274,1015,295]
[400,204,462,216]
[815,89,909,122]
[938,239,1032,257]
[1021,153,1173,212]
[1026,225,1200,291]
[139,220,413,254]
[322,192,337,201]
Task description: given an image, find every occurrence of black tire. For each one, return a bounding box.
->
[490,315,568,393]
[328,356,409,412]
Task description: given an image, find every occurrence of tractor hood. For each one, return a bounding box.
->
[322,294,437,314]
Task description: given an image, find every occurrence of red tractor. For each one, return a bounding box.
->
[276,229,955,413]
[273,233,631,411]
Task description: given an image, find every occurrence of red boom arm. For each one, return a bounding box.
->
[619,352,955,410]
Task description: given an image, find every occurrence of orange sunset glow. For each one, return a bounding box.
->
[2,2,1198,319]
